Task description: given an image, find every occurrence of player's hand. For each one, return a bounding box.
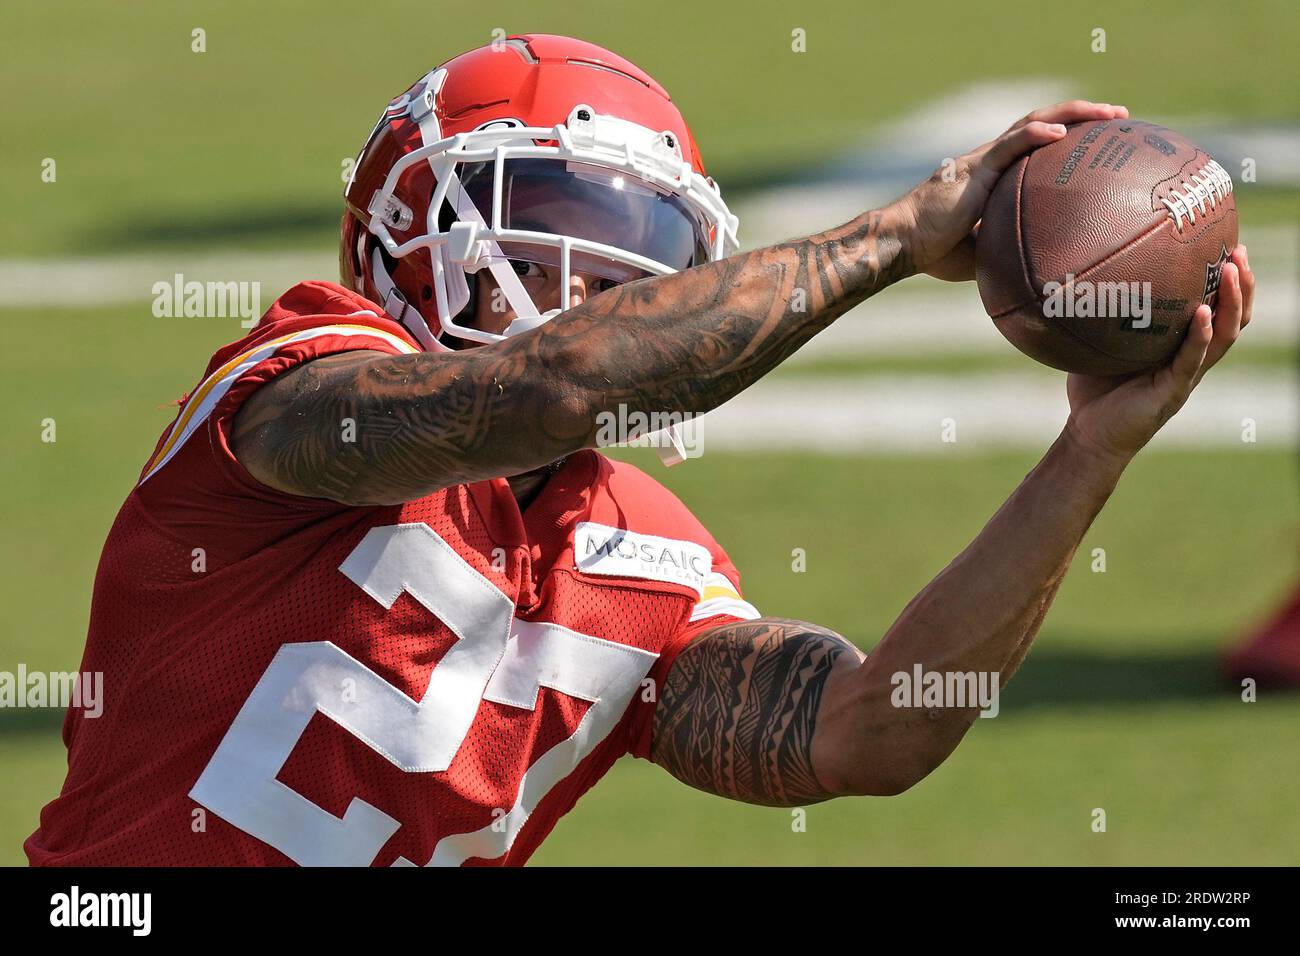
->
[896,101,1130,279]
[1063,245,1253,464]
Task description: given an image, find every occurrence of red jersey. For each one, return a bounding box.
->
[26,281,758,867]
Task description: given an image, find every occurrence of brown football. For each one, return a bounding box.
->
[975,119,1237,376]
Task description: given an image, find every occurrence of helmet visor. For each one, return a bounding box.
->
[458,158,712,283]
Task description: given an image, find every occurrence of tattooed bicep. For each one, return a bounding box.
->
[230,350,392,500]
[650,617,862,807]
[229,348,495,505]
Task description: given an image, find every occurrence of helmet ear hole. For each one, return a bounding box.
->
[377,243,401,277]
[421,285,433,301]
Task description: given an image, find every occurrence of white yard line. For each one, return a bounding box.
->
[0,250,334,309]
[0,225,1292,350]
[687,369,1296,453]
[733,79,1300,253]
[782,248,1299,358]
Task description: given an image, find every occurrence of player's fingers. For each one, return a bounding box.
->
[1233,244,1254,329]
[974,121,1067,176]
[968,102,1126,177]
[1168,305,1213,393]
[1014,100,1128,130]
[1201,262,1244,372]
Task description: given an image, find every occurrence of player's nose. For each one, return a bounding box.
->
[566,272,591,310]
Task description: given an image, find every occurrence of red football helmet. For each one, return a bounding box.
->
[340,34,739,352]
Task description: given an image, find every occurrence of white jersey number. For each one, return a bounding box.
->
[189,522,655,866]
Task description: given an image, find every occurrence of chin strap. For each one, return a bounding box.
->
[368,245,442,351]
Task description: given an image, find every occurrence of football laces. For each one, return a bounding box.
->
[1161,159,1234,232]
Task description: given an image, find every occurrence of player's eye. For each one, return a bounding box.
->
[590,277,622,295]
[510,259,546,281]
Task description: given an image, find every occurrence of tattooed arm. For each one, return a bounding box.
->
[650,618,865,806]
[231,207,909,504]
[232,102,1127,505]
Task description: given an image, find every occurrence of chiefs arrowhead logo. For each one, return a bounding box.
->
[1202,244,1230,304]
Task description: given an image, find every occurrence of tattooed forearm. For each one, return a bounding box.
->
[562,209,912,418]
[650,618,860,807]
[231,207,914,504]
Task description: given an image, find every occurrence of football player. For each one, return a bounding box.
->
[27,34,1252,866]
